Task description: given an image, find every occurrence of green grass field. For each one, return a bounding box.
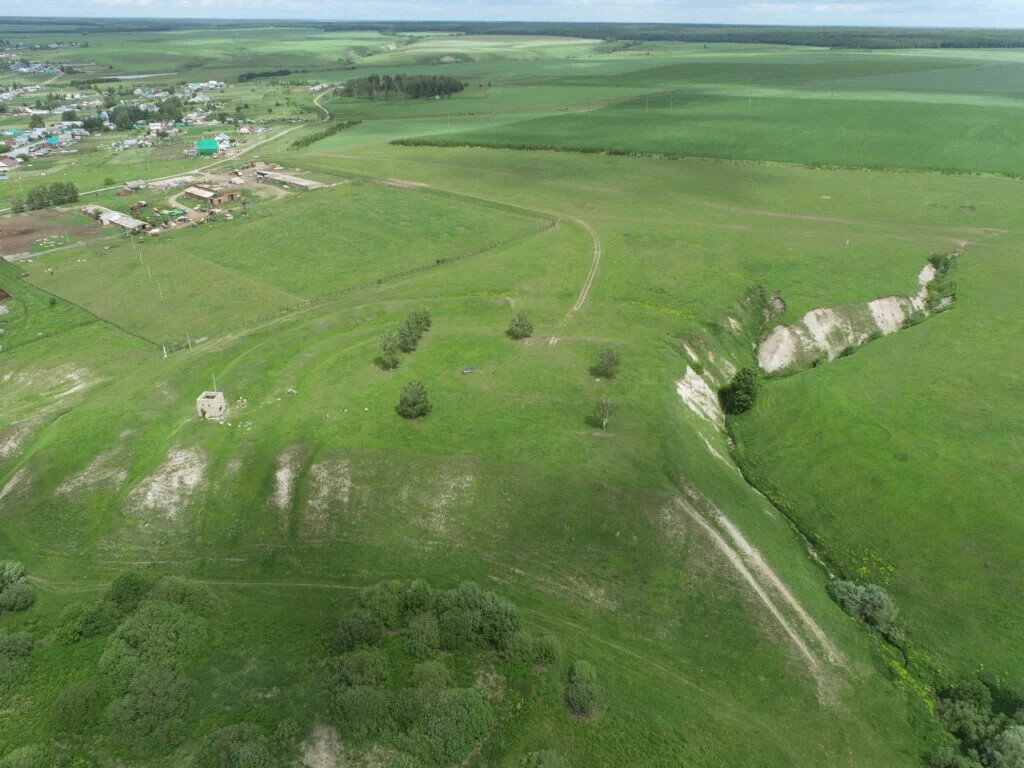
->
[1,25,1024,768]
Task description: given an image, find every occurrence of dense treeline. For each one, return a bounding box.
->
[338,74,464,100]
[288,119,362,150]
[238,69,294,82]
[321,22,1024,49]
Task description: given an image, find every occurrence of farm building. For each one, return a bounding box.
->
[255,170,324,191]
[196,391,227,419]
[184,184,238,206]
[195,139,220,156]
[81,205,149,233]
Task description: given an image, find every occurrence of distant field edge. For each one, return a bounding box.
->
[390,137,1024,181]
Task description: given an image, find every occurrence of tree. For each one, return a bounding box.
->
[28,114,44,129]
[595,395,615,431]
[398,317,421,353]
[987,725,1024,768]
[61,109,77,121]
[25,186,51,210]
[507,311,533,340]
[9,196,25,214]
[591,348,620,379]
[113,108,134,130]
[397,380,431,419]
[719,367,761,415]
[377,331,400,370]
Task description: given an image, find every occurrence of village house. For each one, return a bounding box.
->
[184,183,238,206]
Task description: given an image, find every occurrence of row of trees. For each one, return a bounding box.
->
[338,74,465,100]
[377,308,432,370]
[10,181,79,213]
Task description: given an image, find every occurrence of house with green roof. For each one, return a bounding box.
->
[196,139,219,157]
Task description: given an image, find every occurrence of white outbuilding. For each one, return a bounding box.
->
[196,391,227,419]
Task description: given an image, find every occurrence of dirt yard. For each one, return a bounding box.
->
[0,210,103,257]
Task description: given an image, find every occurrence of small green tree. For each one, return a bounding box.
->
[594,396,615,431]
[590,348,620,379]
[397,380,431,419]
[397,317,421,353]
[565,660,603,718]
[507,311,533,340]
[720,367,761,415]
[410,307,432,333]
[9,196,25,214]
[377,331,400,371]
[28,114,45,129]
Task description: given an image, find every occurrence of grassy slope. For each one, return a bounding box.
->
[1,33,1022,767]
[731,232,1024,678]
[0,147,966,766]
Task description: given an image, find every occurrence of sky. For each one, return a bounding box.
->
[8,0,1024,29]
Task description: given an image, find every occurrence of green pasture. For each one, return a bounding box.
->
[20,182,546,345]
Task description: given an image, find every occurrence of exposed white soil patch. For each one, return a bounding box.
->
[867,296,911,334]
[302,458,352,539]
[675,367,724,429]
[300,725,341,768]
[274,450,299,511]
[299,725,397,768]
[128,448,206,519]
[0,420,36,460]
[726,316,742,333]
[0,467,28,501]
[57,447,128,495]
[758,260,942,373]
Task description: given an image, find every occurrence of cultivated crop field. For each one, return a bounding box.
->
[1,19,1023,768]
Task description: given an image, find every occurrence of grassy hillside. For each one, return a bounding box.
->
[2,28,1023,768]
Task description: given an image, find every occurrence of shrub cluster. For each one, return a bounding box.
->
[827,579,899,632]
[49,572,213,754]
[0,562,35,615]
[377,308,432,370]
[931,677,1024,768]
[507,310,534,340]
[192,722,273,768]
[0,745,55,768]
[521,750,572,768]
[719,367,761,415]
[324,580,561,765]
[565,660,603,718]
[0,630,33,687]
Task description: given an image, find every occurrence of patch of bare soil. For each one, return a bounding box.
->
[0,209,103,256]
[0,466,28,501]
[128,447,206,520]
[298,726,397,768]
[675,367,723,428]
[0,420,36,460]
[56,445,128,495]
[301,458,352,539]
